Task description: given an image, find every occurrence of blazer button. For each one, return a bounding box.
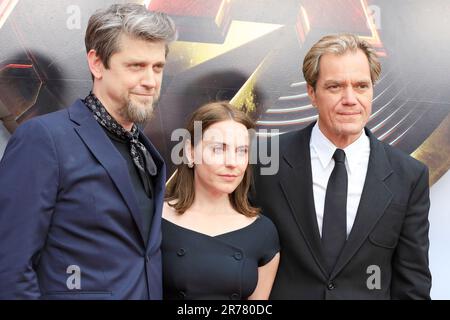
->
[233,252,242,260]
[177,248,186,256]
[145,256,150,263]
[230,293,240,300]
[179,291,186,299]
[327,282,335,290]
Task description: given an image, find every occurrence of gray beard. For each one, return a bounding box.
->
[119,97,156,124]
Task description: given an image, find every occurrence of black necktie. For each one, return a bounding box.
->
[322,148,348,275]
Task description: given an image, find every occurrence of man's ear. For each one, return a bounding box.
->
[307,84,317,107]
[87,49,104,80]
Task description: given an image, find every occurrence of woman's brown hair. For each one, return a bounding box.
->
[165,101,260,217]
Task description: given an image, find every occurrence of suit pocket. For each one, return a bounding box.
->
[368,203,406,249]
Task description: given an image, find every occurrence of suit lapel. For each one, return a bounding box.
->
[139,133,166,253]
[279,123,329,278]
[68,100,147,245]
[331,128,393,278]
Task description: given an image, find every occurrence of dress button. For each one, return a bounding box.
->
[230,293,240,300]
[179,291,186,299]
[233,252,242,260]
[177,248,186,256]
[327,282,335,290]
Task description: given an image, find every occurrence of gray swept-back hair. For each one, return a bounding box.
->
[303,33,381,89]
[85,3,177,69]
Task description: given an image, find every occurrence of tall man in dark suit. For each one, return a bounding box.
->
[252,34,431,299]
[0,3,176,299]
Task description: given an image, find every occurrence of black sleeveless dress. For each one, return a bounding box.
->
[162,215,280,300]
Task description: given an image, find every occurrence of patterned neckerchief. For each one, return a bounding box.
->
[83,92,156,196]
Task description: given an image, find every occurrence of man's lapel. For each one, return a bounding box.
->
[331,128,393,278]
[68,100,147,245]
[139,132,166,253]
[279,123,329,278]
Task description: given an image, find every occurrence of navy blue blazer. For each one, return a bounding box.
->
[0,100,166,299]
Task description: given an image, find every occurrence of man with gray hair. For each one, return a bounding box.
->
[0,3,176,299]
[252,33,431,299]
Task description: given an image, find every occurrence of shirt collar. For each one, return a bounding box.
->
[311,122,370,174]
[311,122,336,170]
[344,128,370,175]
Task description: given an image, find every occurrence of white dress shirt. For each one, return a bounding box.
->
[310,122,370,237]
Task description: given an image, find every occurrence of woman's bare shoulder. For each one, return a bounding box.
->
[163,201,179,219]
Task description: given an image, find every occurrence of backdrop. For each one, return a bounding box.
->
[1,0,449,299]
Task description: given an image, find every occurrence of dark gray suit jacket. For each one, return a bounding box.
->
[252,122,431,299]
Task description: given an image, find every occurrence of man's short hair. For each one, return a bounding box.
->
[303,33,381,89]
[85,3,177,69]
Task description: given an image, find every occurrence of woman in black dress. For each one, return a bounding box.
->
[163,101,280,300]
